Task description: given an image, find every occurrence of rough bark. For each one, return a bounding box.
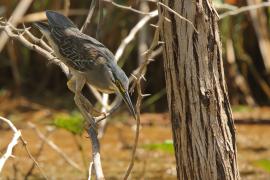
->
[159,0,240,179]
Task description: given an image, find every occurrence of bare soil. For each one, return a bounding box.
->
[0,96,270,179]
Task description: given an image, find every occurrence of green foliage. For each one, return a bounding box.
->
[213,0,223,3]
[0,88,7,96]
[53,112,84,135]
[232,105,252,113]
[254,159,270,173]
[142,140,174,154]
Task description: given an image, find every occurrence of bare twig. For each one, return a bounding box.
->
[20,136,49,180]
[123,13,163,180]
[28,122,82,172]
[129,15,163,91]
[101,0,151,15]
[0,0,33,51]
[123,78,142,180]
[0,22,68,73]
[115,10,158,61]
[0,117,21,173]
[81,0,97,32]
[24,127,54,180]
[0,117,48,179]
[219,2,270,19]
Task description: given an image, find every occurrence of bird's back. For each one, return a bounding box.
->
[43,11,114,71]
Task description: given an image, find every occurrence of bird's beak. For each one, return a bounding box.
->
[121,91,137,120]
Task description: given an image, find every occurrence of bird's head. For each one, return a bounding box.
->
[109,67,137,119]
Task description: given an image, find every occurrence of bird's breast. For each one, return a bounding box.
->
[83,66,117,94]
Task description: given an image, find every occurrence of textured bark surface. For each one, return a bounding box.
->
[159,0,240,179]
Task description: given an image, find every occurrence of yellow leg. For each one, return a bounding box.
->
[67,75,97,129]
[67,77,103,116]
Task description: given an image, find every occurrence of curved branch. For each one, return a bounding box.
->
[81,0,97,32]
[115,10,158,61]
[0,117,21,173]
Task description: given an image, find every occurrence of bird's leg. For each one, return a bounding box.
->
[67,76,96,129]
[67,76,103,116]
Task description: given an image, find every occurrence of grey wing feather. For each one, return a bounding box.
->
[44,10,116,71]
[59,36,98,71]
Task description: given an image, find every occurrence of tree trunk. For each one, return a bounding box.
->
[159,1,240,179]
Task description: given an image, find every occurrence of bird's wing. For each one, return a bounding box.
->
[50,27,115,71]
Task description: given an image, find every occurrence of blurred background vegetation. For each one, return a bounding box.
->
[1,0,270,115]
[0,0,166,114]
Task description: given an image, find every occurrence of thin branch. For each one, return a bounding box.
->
[157,2,198,33]
[123,12,163,180]
[20,136,48,179]
[219,2,270,19]
[81,0,97,32]
[24,127,54,179]
[0,117,21,173]
[129,15,163,91]
[0,117,48,179]
[0,22,68,74]
[115,10,158,61]
[108,12,162,123]
[0,0,33,51]
[28,122,82,172]
[101,0,151,15]
[123,78,142,179]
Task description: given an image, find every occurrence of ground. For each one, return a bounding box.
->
[0,96,270,179]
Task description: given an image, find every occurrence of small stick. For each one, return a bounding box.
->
[0,117,21,173]
[115,10,158,61]
[24,127,54,180]
[28,122,82,172]
[0,117,48,179]
[101,0,151,15]
[123,77,143,179]
[81,0,97,32]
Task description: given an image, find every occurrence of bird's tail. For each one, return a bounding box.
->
[34,22,50,33]
[46,10,77,29]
